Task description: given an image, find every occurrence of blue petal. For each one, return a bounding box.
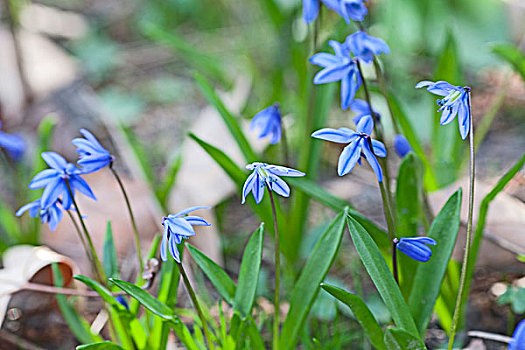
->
[29,169,60,189]
[174,206,211,217]
[266,165,306,177]
[160,224,169,261]
[252,172,265,204]
[268,175,290,197]
[184,216,211,226]
[241,170,257,204]
[338,140,362,176]
[350,99,370,115]
[41,152,68,170]
[329,40,347,58]
[168,234,181,263]
[166,216,195,236]
[311,128,357,144]
[415,81,434,89]
[69,176,97,201]
[41,178,65,209]
[393,134,412,158]
[362,140,383,182]
[356,115,374,135]
[457,98,470,140]
[16,200,41,217]
[310,53,339,67]
[403,237,437,245]
[80,129,106,152]
[397,241,431,262]
[303,0,319,23]
[371,139,387,157]
[509,319,525,350]
[440,104,458,125]
[313,63,351,84]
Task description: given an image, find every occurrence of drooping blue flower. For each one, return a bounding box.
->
[393,134,412,158]
[16,199,63,231]
[345,31,390,63]
[322,0,368,23]
[0,122,25,161]
[303,0,320,23]
[250,104,282,145]
[312,115,386,181]
[241,163,305,204]
[415,80,471,140]
[28,152,96,210]
[350,99,379,125]
[394,237,437,262]
[310,40,362,110]
[72,128,114,173]
[115,295,129,310]
[161,206,211,263]
[509,318,525,350]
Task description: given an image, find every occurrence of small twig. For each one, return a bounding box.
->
[0,329,45,350]
[467,331,512,344]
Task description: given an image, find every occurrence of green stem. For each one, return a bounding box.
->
[110,166,144,274]
[65,209,95,268]
[447,92,475,349]
[178,263,213,349]
[372,58,400,134]
[392,239,399,284]
[65,180,106,284]
[268,190,281,350]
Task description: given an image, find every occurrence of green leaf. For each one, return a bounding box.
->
[76,341,124,350]
[34,114,58,171]
[103,221,119,280]
[321,283,386,350]
[74,275,123,310]
[287,177,389,249]
[396,153,425,297]
[408,189,462,335]
[384,328,427,350]
[194,73,257,163]
[492,43,525,81]
[246,317,265,350]
[346,216,420,337]
[110,278,175,320]
[280,210,347,349]
[233,223,265,318]
[187,244,236,305]
[52,264,102,344]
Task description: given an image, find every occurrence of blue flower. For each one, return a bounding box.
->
[250,104,282,145]
[310,40,362,110]
[72,129,114,173]
[115,295,129,310]
[345,31,390,63]
[0,122,25,161]
[510,318,525,350]
[161,206,211,263]
[393,134,412,158]
[415,80,471,140]
[16,199,63,231]
[322,0,368,23]
[394,237,437,262]
[312,115,386,181]
[350,99,379,125]
[303,0,320,23]
[28,152,97,210]
[241,163,305,204]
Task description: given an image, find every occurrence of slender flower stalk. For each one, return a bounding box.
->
[109,165,144,274]
[268,190,281,350]
[447,92,475,349]
[64,208,94,268]
[65,180,106,284]
[178,263,213,349]
[392,239,399,284]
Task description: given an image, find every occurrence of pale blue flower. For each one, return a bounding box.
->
[16,199,63,231]
[311,115,386,181]
[415,80,471,140]
[28,152,96,210]
[0,122,25,161]
[73,129,114,173]
[161,206,211,263]
[322,0,368,23]
[310,40,362,110]
[250,104,282,145]
[350,99,378,125]
[345,31,390,63]
[510,318,525,350]
[394,237,437,262]
[241,163,305,204]
[303,0,320,23]
[393,134,412,158]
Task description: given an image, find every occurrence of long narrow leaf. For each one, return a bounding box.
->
[384,328,427,350]
[280,210,347,349]
[76,342,124,350]
[103,221,119,280]
[408,189,462,335]
[346,216,420,337]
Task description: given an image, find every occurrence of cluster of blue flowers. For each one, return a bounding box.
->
[17,129,114,231]
[303,0,369,24]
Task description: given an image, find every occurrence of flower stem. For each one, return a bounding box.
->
[65,209,95,269]
[65,180,106,284]
[447,93,475,350]
[109,166,144,275]
[177,263,213,349]
[268,190,281,350]
[392,240,399,284]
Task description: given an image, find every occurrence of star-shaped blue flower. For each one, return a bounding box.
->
[161,206,211,263]
[350,99,379,125]
[322,0,368,23]
[250,104,282,145]
[72,129,114,173]
[510,318,525,350]
[393,134,412,158]
[0,122,25,161]
[28,152,96,210]
[241,163,305,204]
[394,237,437,262]
[16,199,63,231]
[416,80,471,140]
[311,115,386,181]
[310,40,362,110]
[345,31,390,63]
